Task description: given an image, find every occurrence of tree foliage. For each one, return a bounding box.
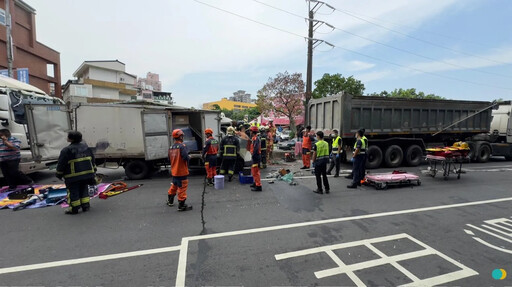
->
[257,71,304,132]
[312,73,365,98]
[368,88,445,100]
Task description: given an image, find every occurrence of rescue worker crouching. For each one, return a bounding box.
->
[249,126,262,192]
[56,131,96,215]
[167,129,192,211]
[202,128,219,186]
[219,126,240,182]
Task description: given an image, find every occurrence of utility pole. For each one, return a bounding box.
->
[5,0,13,77]
[305,1,313,126]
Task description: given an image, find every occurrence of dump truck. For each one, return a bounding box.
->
[308,93,511,168]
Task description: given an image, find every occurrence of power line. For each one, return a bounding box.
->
[193,0,512,91]
[252,0,511,79]
[254,0,511,79]
[330,5,511,66]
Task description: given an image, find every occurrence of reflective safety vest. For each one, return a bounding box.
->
[221,135,239,159]
[204,136,219,155]
[302,134,312,149]
[56,142,96,183]
[169,141,189,177]
[315,140,329,159]
[260,136,267,151]
[332,136,342,154]
[354,136,368,155]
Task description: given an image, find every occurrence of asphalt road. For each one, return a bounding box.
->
[1,156,512,287]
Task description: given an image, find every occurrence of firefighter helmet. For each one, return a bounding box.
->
[172,129,184,139]
[227,126,235,135]
[205,128,213,135]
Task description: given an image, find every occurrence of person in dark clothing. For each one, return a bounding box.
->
[56,131,96,214]
[347,129,367,189]
[327,129,342,177]
[312,131,330,194]
[0,129,33,189]
[219,127,240,182]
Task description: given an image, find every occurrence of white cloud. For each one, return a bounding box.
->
[346,60,375,71]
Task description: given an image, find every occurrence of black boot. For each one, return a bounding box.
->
[251,185,262,192]
[81,202,90,212]
[313,189,323,194]
[228,175,233,182]
[178,200,192,211]
[167,194,175,206]
[65,207,79,215]
[207,178,214,186]
[250,182,256,188]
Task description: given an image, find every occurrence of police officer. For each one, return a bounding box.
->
[56,131,96,214]
[219,126,240,182]
[249,126,262,192]
[259,126,267,169]
[202,128,219,186]
[167,129,192,211]
[312,131,330,194]
[347,129,367,189]
[327,129,342,177]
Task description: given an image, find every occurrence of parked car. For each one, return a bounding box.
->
[280,130,291,141]
[278,139,296,150]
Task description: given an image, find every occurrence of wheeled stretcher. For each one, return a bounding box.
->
[364,170,421,190]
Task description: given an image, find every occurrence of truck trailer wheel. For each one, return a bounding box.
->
[384,145,403,168]
[476,144,491,163]
[366,146,383,169]
[405,145,423,166]
[125,160,150,180]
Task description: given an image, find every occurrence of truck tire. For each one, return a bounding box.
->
[125,160,150,180]
[467,142,476,161]
[366,146,383,169]
[384,145,403,168]
[476,144,491,163]
[405,145,423,166]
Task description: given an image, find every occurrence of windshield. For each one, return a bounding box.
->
[10,91,62,124]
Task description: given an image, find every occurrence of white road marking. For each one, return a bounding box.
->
[470,236,512,254]
[3,196,511,286]
[275,233,477,286]
[0,245,181,275]
[466,224,512,244]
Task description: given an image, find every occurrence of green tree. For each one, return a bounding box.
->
[211,104,221,110]
[312,73,365,99]
[257,71,304,132]
[369,88,445,100]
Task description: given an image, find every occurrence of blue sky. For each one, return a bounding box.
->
[30,0,512,107]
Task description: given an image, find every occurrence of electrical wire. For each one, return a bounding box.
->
[253,0,512,79]
[194,0,512,91]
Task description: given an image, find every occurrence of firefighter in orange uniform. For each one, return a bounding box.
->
[202,128,219,186]
[249,126,262,191]
[167,129,192,211]
[300,126,314,169]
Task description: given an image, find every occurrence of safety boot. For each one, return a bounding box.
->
[178,200,192,211]
[167,194,175,206]
[251,185,262,192]
[228,175,233,182]
[207,178,214,186]
[81,203,90,212]
[65,207,79,215]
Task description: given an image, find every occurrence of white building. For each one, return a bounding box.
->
[62,60,138,104]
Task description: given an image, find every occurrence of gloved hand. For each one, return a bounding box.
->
[350,157,355,163]
[312,162,316,168]
[336,154,340,159]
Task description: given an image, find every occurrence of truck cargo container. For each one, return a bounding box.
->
[308,93,510,168]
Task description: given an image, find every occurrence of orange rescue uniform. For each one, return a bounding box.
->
[203,136,219,180]
[168,140,190,201]
[250,135,262,187]
[302,132,314,168]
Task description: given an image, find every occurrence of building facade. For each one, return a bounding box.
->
[137,72,161,92]
[63,60,137,104]
[0,0,61,98]
[229,90,251,103]
[203,98,257,111]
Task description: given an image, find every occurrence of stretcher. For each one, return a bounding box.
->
[426,155,465,179]
[364,170,421,190]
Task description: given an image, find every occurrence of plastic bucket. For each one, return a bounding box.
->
[214,175,225,190]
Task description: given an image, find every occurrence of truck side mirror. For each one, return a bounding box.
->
[1,119,8,127]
